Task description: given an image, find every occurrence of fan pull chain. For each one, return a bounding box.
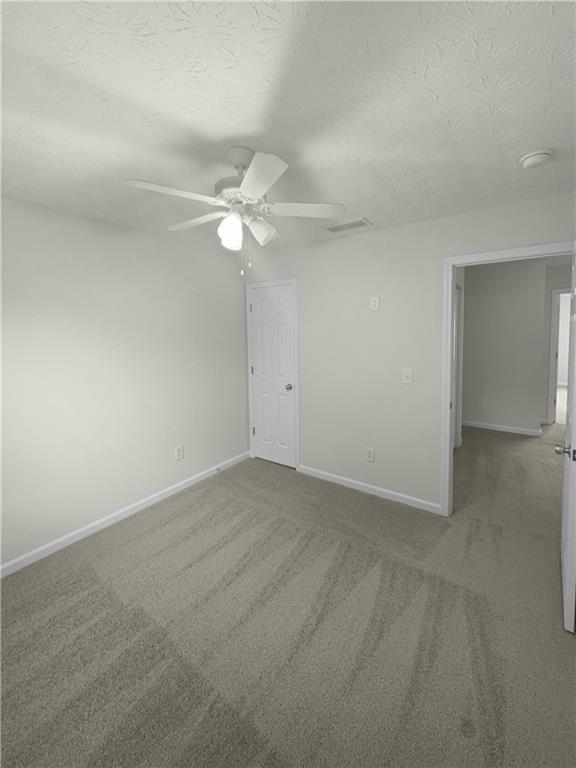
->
[240,226,253,277]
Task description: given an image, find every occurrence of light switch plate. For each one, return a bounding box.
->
[402,368,414,384]
[370,296,380,311]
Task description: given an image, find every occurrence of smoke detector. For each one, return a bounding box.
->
[519,149,553,170]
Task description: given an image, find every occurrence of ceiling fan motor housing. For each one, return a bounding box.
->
[214,176,243,202]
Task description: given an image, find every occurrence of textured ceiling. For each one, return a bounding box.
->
[2,1,575,247]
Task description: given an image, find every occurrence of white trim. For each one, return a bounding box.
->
[245,279,297,289]
[297,465,443,516]
[462,420,542,437]
[246,279,300,468]
[452,283,464,448]
[441,253,456,517]
[441,240,575,516]
[547,289,572,422]
[444,241,574,269]
[0,452,249,578]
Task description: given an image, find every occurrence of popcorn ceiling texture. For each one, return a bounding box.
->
[2,1,575,244]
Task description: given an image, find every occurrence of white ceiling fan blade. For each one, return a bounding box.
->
[247,216,279,246]
[239,153,288,200]
[265,202,345,219]
[167,211,228,232]
[126,179,224,207]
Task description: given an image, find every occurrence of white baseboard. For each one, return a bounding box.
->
[297,465,443,516]
[1,451,249,578]
[462,420,542,437]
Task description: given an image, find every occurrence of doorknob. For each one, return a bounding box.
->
[285,384,293,391]
[554,445,570,456]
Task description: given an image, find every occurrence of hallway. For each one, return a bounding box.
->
[453,423,564,539]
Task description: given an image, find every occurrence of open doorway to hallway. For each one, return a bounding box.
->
[451,255,570,533]
[444,247,576,635]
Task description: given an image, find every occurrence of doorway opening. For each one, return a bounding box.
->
[548,290,572,427]
[441,241,575,632]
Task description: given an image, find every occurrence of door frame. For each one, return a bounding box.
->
[547,288,572,424]
[246,279,300,468]
[440,241,574,517]
[452,283,464,449]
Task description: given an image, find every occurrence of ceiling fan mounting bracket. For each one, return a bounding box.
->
[227,146,254,173]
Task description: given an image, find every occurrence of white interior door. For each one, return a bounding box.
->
[247,281,297,468]
[561,253,576,633]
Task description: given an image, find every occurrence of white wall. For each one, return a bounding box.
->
[2,198,248,563]
[249,194,574,508]
[558,293,572,386]
[461,260,546,433]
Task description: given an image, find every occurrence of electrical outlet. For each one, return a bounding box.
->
[175,445,184,461]
[477,399,487,409]
[365,447,376,463]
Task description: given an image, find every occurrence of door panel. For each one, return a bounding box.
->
[248,282,297,467]
[561,253,576,632]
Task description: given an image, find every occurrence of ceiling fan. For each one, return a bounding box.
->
[126,146,345,250]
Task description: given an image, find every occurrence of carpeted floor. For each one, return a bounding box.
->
[2,424,574,767]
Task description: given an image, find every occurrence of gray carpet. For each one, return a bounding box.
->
[2,426,574,767]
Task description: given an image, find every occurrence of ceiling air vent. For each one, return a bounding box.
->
[324,217,373,234]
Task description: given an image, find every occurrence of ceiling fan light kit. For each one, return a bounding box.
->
[126,146,345,270]
[217,207,243,251]
[247,216,279,247]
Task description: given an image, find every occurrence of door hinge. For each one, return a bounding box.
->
[554,398,557,405]
[573,449,576,462]
[250,365,254,375]
[555,352,559,359]
[252,426,255,436]
[249,303,252,312]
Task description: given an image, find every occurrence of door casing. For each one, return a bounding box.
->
[452,283,464,449]
[441,240,574,516]
[547,288,572,424]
